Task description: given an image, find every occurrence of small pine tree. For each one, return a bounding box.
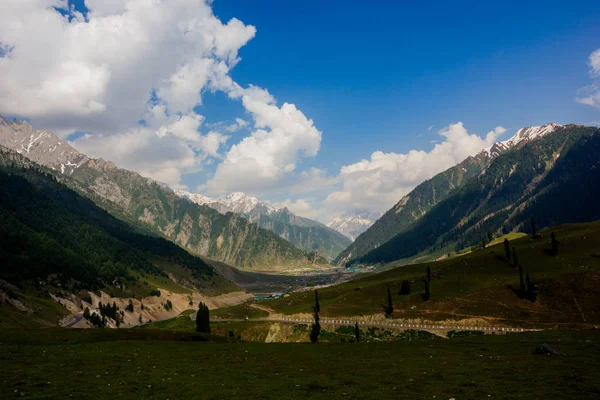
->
[195,302,210,333]
[526,272,536,302]
[83,307,90,319]
[126,299,134,312]
[310,292,321,343]
[518,265,526,296]
[422,279,431,301]
[354,322,360,343]
[426,265,431,282]
[551,232,558,256]
[384,286,393,317]
[399,280,411,295]
[138,314,143,324]
[310,312,321,343]
[531,217,537,237]
[504,238,511,261]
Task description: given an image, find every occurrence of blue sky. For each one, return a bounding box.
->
[201,1,600,212]
[208,0,600,159]
[3,0,600,221]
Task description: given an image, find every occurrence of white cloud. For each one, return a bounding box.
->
[324,123,505,213]
[576,83,600,108]
[589,48,600,77]
[274,198,323,220]
[202,85,322,195]
[576,48,600,108]
[73,127,200,190]
[0,0,259,188]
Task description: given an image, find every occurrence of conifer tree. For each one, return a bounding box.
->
[551,232,558,256]
[310,312,321,343]
[526,272,536,302]
[423,279,431,301]
[399,280,411,295]
[384,286,394,317]
[310,290,321,343]
[518,265,526,296]
[195,302,210,333]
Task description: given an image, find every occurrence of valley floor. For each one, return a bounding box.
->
[0,328,598,399]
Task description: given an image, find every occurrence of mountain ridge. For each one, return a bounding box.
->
[0,116,323,271]
[334,123,563,265]
[355,124,600,265]
[174,189,352,260]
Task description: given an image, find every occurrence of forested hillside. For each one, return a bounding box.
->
[0,147,235,295]
[356,125,600,264]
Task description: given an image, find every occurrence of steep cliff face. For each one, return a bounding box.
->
[334,123,563,266]
[0,116,318,271]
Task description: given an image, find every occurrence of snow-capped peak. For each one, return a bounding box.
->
[173,189,214,206]
[327,211,381,241]
[482,123,562,158]
[173,189,282,216]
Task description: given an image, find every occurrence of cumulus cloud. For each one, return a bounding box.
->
[324,123,505,213]
[73,127,200,190]
[576,48,600,108]
[0,0,263,187]
[274,198,326,221]
[202,85,322,195]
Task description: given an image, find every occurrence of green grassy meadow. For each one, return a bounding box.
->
[267,223,600,327]
[0,328,598,399]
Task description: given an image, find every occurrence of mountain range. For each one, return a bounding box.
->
[173,189,352,260]
[337,123,600,265]
[0,116,322,272]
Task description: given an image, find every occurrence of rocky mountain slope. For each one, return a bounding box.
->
[327,211,381,241]
[356,124,600,265]
[334,123,563,266]
[175,190,352,260]
[0,116,321,271]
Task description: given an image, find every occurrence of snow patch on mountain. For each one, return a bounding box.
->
[327,211,381,241]
[174,189,282,216]
[482,123,562,157]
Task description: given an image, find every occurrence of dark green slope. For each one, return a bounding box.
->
[0,147,234,294]
[335,148,492,265]
[356,125,599,264]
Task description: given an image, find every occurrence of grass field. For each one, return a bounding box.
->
[266,222,600,327]
[0,328,598,399]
